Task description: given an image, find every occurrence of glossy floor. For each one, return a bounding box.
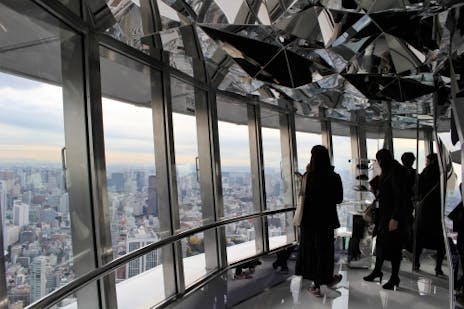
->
[234,254,458,309]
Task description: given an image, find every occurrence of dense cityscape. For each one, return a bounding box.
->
[1,160,460,308]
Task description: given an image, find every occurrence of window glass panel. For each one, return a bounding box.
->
[438,132,461,215]
[261,108,292,210]
[171,78,212,230]
[267,212,295,250]
[216,95,253,218]
[295,131,322,173]
[333,135,354,201]
[226,218,260,263]
[393,138,425,172]
[0,2,82,306]
[366,138,384,162]
[100,48,175,303]
[101,48,163,260]
[181,231,208,287]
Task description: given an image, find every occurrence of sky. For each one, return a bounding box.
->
[0,70,460,183]
[0,72,282,169]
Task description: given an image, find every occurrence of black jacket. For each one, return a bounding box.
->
[416,162,443,249]
[377,161,408,235]
[302,167,343,229]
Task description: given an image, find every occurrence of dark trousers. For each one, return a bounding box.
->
[415,245,445,271]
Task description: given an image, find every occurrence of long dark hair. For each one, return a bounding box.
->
[308,145,331,173]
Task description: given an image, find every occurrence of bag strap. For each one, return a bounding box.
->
[416,182,439,207]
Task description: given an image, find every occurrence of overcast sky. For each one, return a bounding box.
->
[0,71,458,183]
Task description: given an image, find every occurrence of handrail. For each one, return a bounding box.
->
[26,207,295,309]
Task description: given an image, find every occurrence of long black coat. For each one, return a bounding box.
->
[416,163,444,250]
[376,161,408,261]
[301,167,343,229]
[296,166,343,283]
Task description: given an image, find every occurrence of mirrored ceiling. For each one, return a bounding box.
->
[103,0,464,126]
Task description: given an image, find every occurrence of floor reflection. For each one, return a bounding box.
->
[234,252,457,309]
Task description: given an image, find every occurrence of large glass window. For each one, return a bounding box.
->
[100,48,172,303]
[171,78,211,231]
[225,218,260,263]
[333,134,355,201]
[393,137,426,172]
[216,95,253,218]
[267,212,295,250]
[295,116,322,173]
[260,108,292,210]
[0,2,85,306]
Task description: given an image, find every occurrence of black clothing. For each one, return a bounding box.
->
[414,160,445,271]
[376,161,408,236]
[415,162,444,248]
[301,167,343,229]
[295,166,343,285]
[404,166,416,251]
[372,160,408,280]
[296,226,335,287]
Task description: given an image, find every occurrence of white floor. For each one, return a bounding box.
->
[234,255,457,309]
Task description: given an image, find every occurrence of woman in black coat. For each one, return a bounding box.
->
[363,149,408,290]
[414,153,445,275]
[295,145,344,297]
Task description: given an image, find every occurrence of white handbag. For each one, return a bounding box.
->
[293,173,307,226]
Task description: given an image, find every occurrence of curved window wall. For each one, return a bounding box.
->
[1,1,453,309]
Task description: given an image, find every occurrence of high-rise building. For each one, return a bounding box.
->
[30,256,47,302]
[111,172,125,193]
[13,200,29,227]
[0,180,7,248]
[126,236,160,278]
[145,175,158,217]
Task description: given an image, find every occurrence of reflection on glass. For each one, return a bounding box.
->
[105,0,148,53]
[181,232,210,287]
[438,132,461,215]
[261,109,291,210]
[333,135,354,201]
[226,218,259,263]
[267,212,295,250]
[217,95,253,218]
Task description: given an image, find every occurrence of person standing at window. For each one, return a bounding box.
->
[295,145,343,298]
[363,149,408,290]
[401,152,417,252]
[414,153,445,276]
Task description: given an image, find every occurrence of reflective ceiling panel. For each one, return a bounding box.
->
[98,0,463,125]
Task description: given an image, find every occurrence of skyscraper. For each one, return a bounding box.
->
[126,237,159,278]
[145,175,158,217]
[0,180,7,247]
[30,256,47,302]
[13,200,29,227]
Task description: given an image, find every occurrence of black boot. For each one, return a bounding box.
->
[363,271,383,283]
[382,276,400,290]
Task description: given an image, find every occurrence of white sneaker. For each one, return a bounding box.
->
[320,285,341,299]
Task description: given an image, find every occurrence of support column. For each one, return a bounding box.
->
[320,108,334,163]
[248,104,267,254]
[383,102,394,153]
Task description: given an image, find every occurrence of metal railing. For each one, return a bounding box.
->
[26,207,295,309]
